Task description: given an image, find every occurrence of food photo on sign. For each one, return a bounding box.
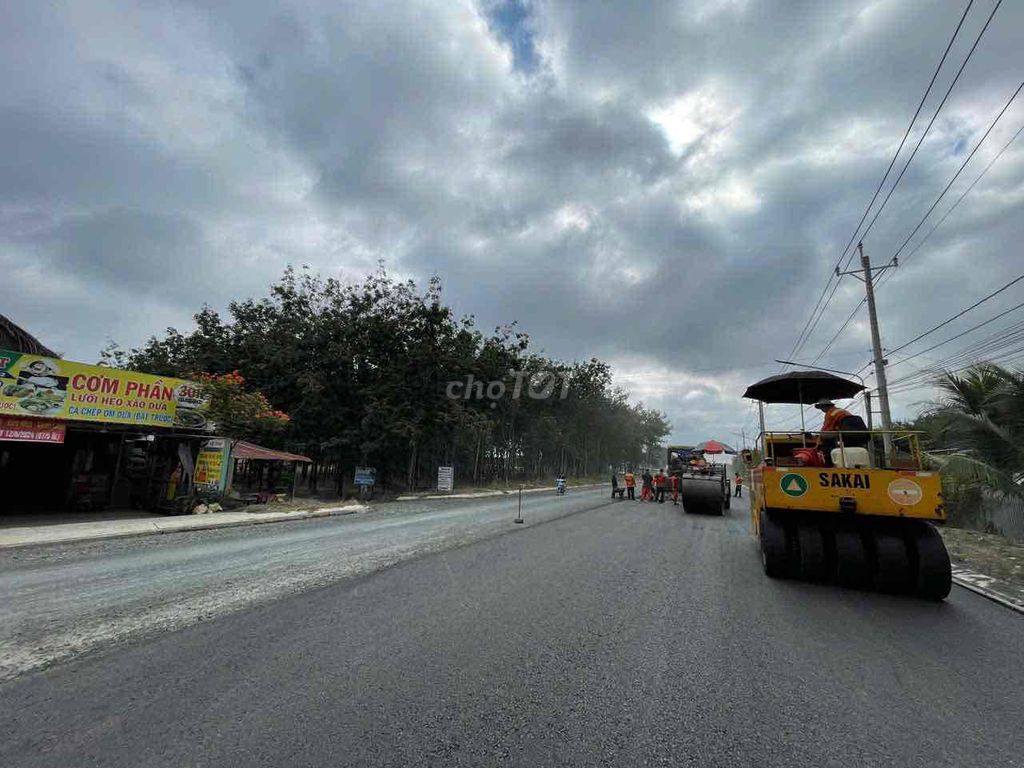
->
[0,354,69,416]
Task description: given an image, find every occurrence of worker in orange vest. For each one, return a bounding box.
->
[623,470,636,500]
[670,472,680,505]
[640,470,653,501]
[813,398,858,463]
[815,398,853,435]
[654,469,667,503]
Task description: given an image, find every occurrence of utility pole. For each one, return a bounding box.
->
[837,243,895,460]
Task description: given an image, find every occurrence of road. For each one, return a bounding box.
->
[1,488,1022,766]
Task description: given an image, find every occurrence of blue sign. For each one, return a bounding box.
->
[354,467,376,487]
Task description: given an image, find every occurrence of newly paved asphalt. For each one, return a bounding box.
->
[1,489,1022,767]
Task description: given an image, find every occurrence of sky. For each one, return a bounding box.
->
[1,0,1022,445]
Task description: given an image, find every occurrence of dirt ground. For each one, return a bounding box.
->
[940,526,1024,605]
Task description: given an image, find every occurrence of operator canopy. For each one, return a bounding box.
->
[742,370,864,404]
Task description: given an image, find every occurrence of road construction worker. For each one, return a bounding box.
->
[734,473,743,498]
[814,398,852,435]
[623,470,636,500]
[610,472,619,499]
[813,398,869,462]
[670,472,680,505]
[640,470,653,501]
[654,469,666,503]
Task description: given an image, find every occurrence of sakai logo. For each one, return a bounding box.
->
[779,473,808,497]
[817,472,871,489]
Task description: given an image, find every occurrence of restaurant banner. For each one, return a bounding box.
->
[0,348,209,430]
[0,416,66,444]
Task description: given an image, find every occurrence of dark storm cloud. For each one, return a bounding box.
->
[1,0,1021,442]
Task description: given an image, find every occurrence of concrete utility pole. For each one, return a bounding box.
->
[838,243,895,461]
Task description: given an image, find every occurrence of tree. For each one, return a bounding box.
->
[103,266,671,493]
[197,371,290,442]
[923,364,1024,499]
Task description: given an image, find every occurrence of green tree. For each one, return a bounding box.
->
[104,266,671,494]
[924,364,1024,498]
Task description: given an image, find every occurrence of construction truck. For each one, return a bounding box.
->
[743,370,951,600]
[667,445,730,515]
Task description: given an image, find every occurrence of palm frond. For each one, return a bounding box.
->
[926,452,1024,500]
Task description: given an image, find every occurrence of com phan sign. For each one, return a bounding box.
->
[0,348,209,429]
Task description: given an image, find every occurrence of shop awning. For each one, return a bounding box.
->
[232,441,312,463]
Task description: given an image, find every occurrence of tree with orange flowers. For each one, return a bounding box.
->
[196,370,290,440]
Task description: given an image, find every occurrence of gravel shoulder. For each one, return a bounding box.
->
[940,526,1024,607]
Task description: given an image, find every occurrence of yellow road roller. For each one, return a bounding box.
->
[743,370,951,600]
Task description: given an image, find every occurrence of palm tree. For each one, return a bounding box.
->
[923,364,1024,498]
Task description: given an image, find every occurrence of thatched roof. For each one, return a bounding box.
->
[0,315,58,357]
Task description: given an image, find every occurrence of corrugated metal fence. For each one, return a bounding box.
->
[976,494,1024,541]
[946,489,1024,541]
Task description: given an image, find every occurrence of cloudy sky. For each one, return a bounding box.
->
[2,0,1022,444]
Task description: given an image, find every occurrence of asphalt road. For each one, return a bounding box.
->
[0,488,610,680]
[2,489,1022,767]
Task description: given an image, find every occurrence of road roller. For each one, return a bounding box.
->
[667,445,730,515]
[743,370,951,600]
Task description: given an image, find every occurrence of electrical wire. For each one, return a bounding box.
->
[886,273,1024,356]
[888,78,1024,265]
[901,122,1024,266]
[855,0,1004,253]
[816,81,1024,367]
[886,318,1024,393]
[781,1,980,368]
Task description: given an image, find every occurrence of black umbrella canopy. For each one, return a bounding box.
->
[742,370,865,404]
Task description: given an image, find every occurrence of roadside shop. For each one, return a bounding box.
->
[0,347,213,516]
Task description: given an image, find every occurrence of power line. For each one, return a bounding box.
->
[801,0,1004,364]
[855,0,1003,252]
[886,317,1024,393]
[888,341,1024,394]
[888,78,1024,265]
[832,0,976,268]
[782,1,979,367]
[846,121,1024,378]
[901,122,1024,265]
[887,273,1024,356]
[811,298,866,364]
[888,304,1024,374]
[826,85,1024,368]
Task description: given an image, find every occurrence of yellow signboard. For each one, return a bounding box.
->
[195,439,228,490]
[0,348,209,429]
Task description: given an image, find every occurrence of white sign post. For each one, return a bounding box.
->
[437,465,454,493]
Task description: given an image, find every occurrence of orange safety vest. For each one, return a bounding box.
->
[624,472,636,487]
[821,407,852,433]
